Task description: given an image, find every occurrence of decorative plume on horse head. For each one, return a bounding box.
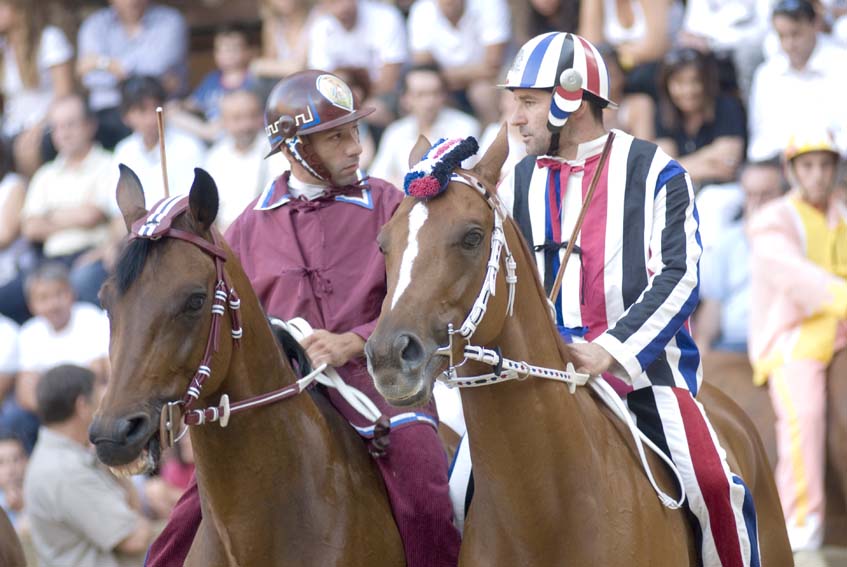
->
[404,137,480,198]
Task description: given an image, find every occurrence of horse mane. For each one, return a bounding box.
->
[270,322,313,378]
[114,237,156,296]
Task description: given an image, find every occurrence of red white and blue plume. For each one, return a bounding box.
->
[404,137,479,198]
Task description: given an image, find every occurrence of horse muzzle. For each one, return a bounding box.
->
[89,411,160,476]
[366,331,438,406]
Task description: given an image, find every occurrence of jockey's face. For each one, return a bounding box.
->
[307,122,363,186]
[789,150,839,209]
[509,88,553,156]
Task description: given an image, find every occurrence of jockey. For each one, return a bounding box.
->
[145,70,461,567]
[748,128,847,551]
[497,32,761,567]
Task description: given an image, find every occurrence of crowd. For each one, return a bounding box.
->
[0,0,844,564]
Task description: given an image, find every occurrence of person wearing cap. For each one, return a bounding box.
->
[497,32,760,566]
[143,70,461,567]
[748,129,847,552]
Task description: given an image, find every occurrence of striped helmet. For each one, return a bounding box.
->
[500,32,617,130]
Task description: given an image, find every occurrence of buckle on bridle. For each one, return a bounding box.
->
[159,401,188,449]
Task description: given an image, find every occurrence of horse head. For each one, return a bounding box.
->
[366,128,510,406]
[89,165,235,476]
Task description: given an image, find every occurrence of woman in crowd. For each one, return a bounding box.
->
[250,0,314,79]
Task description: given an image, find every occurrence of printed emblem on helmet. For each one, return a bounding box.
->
[316,74,354,112]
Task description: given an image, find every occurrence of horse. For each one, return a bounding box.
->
[0,508,24,567]
[88,166,404,566]
[365,130,793,566]
[702,349,847,545]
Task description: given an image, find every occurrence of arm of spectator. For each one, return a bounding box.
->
[441,43,508,90]
[22,204,108,242]
[677,137,744,184]
[142,477,184,519]
[616,0,673,67]
[163,104,222,144]
[115,518,152,555]
[49,61,74,99]
[656,137,678,158]
[0,372,14,402]
[578,0,606,44]
[76,55,127,81]
[15,371,39,413]
[623,94,656,141]
[693,299,721,354]
[0,178,25,249]
[375,62,403,96]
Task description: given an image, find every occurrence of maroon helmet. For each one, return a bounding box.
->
[264,70,374,181]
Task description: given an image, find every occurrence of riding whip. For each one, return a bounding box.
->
[548,131,616,303]
[156,106,170,198]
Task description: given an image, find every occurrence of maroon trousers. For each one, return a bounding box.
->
[145,423,460,567]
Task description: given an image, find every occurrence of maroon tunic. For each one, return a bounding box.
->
[145,173,459,567]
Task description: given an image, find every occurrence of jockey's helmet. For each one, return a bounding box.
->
[264,70,374,181]
[500,32,617,132]
[783,128,841,163]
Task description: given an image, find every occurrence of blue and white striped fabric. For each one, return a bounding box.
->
[351,412,438,438]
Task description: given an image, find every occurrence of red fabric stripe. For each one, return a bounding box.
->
[581,154,609,341]
[577,36,601,97]
[555,85,582,102]
[672,388,744,567]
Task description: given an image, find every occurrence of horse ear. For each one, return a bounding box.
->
[472,124,509,189]
[116,164,148,232]
[188,168,219,232]
[408,135,431,168]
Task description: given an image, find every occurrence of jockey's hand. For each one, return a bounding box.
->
[568,342,616,376]
[301,330,365,368]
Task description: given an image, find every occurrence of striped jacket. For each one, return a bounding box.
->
[498,130,704,393]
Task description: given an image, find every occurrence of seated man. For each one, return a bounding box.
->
[0,430,27,535]
[695,162,785,355]
[748,129,847,551]
[24,364,150,567]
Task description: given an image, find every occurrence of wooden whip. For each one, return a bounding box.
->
[156,106,170,198]
[548,131,616,303]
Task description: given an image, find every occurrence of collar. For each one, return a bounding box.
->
[539,132,610,166]
[254,171,374,211]
[38,427,98,465]
[52,143,102,170]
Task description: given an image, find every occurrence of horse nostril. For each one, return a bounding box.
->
[116,413,151,445]
[397,333,424,369]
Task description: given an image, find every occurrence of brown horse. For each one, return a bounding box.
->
[703,349,847,545]
[0,508,24,567]
[88,167,403,566]
[366,132,792,566]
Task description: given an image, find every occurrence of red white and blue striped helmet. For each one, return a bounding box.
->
[500,32,617,130]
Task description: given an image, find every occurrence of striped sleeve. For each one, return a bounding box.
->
[594,158,702,381]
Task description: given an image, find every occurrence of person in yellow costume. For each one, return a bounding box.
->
[748,128,847,551]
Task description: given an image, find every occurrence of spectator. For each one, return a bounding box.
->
[14,263,110,453]
[308,0,408,126]
[0,140,32,325]
[251,0,314,79]
[169,25,259,143]
[748,129,847,551]
[369,64,479,188]
[579,0,683,97]
[20,95,115,307]
[655,47,747,188]
[407,0,511,125]
[0,315,25,452]
[76,0,188,150]
[204,90,279,231]
[332,66,378,168]
[747,0,847,162]
[136,435,193,520]
[477,89,527,182]
[518,0,581,44]
[24,364,151,567]
[596,43,655,140]
[0,431,27,534]
[0,0,74,177]
[694,162,785,354]
[107,76,206,207]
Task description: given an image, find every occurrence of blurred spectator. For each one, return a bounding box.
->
[332,66,378,167]
[407,0,511,125]
[308,0,408,126]
[694,162,785,355]
[0,314,25,451]
[369,64,479,188]
[748,129,846,551]
[107,76,206,207]
[136,435,193,520]
[0,140,32,325]
[20,95,114,307]
[596,43,655,140]
[0,0,74,177]
[251,0,314,79]
[748,0,847,162]
[169,24,259,143]
[77,0,188,150]
[519,0,581,44]
[825,0,847,45]
[677,0,770,100]
[14,263,110,452]
[0,431,27,534]
[579,0,683,98]
[655,47,746,188]
[478,90,527,182]
[24,364,151,567]
[204,90,279,231]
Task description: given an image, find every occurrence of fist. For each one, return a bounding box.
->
[301,330,365,368]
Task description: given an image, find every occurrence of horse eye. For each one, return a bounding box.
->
[462,229,484,250]
[185,293,207,313]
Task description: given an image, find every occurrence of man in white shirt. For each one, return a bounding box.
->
[407,0,511,124]
[107,76,207,208]
[20,94,115,306]
[204,90,282,231]
[747,0,847,161]
[370,64,480,187]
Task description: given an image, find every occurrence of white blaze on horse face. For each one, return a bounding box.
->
[390,202,429,310]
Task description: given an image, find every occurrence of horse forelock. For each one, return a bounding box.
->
[114,237,156,296]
